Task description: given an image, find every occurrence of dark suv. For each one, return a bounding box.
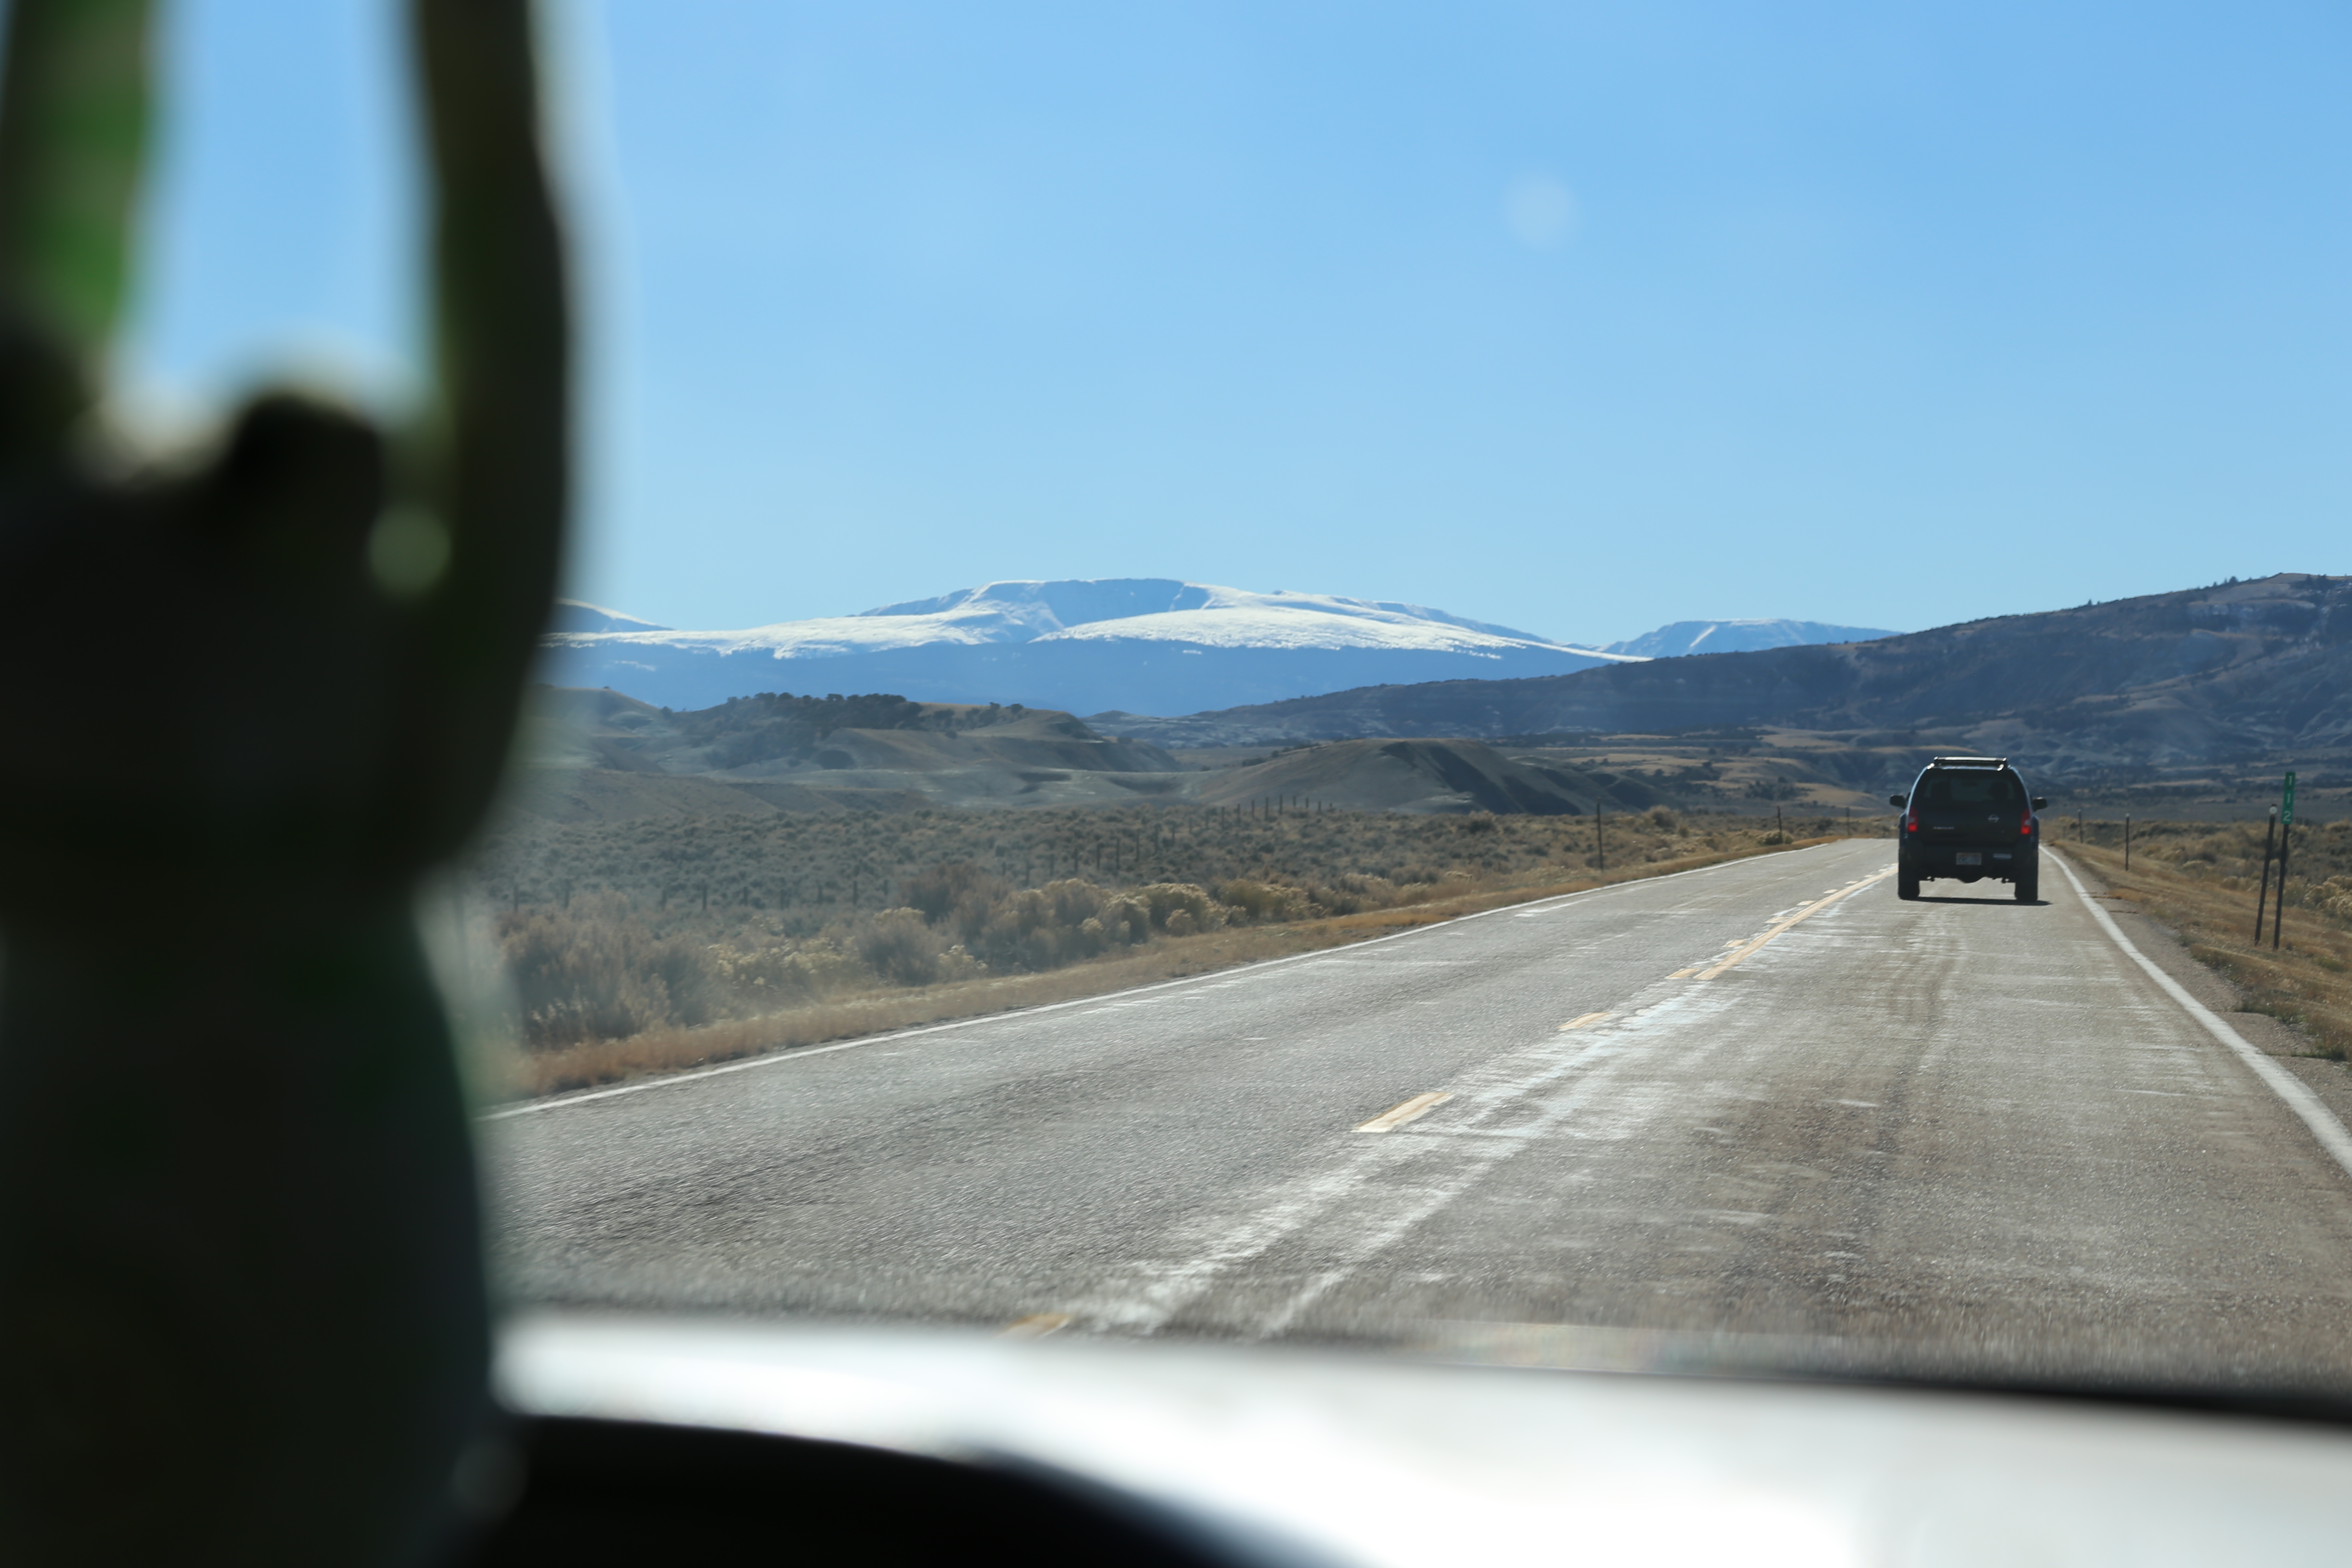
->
[1891,756,2048,902]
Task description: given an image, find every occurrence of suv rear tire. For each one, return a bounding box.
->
[1898,869,1920,900]
[2014,871,2037,903]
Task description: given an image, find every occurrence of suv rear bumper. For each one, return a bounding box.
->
[1902,843,2036,880]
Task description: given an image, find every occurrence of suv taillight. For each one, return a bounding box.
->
[2020,809,2034,836]
[1906,807,1918,833]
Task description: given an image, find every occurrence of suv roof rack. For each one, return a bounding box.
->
[1929,755,2009,768]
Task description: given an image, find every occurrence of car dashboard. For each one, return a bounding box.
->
[464,1314,2352,1566]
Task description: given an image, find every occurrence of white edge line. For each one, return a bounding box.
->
[2049,850,2352,1182]
[484,839,1886,1121]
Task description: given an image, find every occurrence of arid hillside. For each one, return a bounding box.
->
[1106,574,2352,787]
[1192,738,1668,816]
[509,687,1188,815]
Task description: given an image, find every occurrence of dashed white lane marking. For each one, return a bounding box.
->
[2052,851,2352,1182]
[1357,1092,1453,1133]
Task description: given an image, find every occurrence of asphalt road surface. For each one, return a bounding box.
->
[487,841,2352,1390]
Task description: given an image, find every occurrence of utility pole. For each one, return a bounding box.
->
[2124,815,2132,871]
[1596,807,1605,870]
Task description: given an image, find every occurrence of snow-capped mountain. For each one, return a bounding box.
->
[1603,619,1899,658]
[540,579,1640,716]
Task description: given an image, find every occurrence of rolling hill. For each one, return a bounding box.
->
[1192,739,1665,817]
[505,686,1666,822]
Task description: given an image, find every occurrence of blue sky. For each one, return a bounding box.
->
[124,1,2350,645]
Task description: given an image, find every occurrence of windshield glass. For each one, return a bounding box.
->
[1920,772,2020,807]
[122,3,2352,1408]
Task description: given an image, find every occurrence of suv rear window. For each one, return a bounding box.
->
[1919,771,2019,806]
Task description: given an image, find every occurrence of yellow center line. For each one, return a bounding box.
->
[1557,1011,1613,1032]
[1691,867,1898,981]
[1357,1091,1454,1133]
[1001,1312,1073,1338]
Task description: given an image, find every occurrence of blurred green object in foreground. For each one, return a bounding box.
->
[0,0,148,448]
[0,1,569,1562]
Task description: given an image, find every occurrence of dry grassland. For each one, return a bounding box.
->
[495,828,1857,1100]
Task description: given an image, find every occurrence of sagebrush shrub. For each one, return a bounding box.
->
[497,894,723,1048]
[858,909,942,986]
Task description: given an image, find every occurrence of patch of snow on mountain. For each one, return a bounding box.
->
[1041,606,1551,653]
[1603,618,1899,658]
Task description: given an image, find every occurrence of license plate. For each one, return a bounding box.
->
[1955,852,1981,866]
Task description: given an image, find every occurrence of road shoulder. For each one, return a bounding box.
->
[2055,848,2352,1133]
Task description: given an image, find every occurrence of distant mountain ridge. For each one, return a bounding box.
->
[540,577,1642,715]
[1604,619,1899,658]
[542,579,1889,718]
[1098,574,2352,785]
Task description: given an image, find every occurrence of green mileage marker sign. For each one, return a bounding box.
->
[2282,771,2297,826]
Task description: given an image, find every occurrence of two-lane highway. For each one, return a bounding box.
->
[487,840,2352,1389]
